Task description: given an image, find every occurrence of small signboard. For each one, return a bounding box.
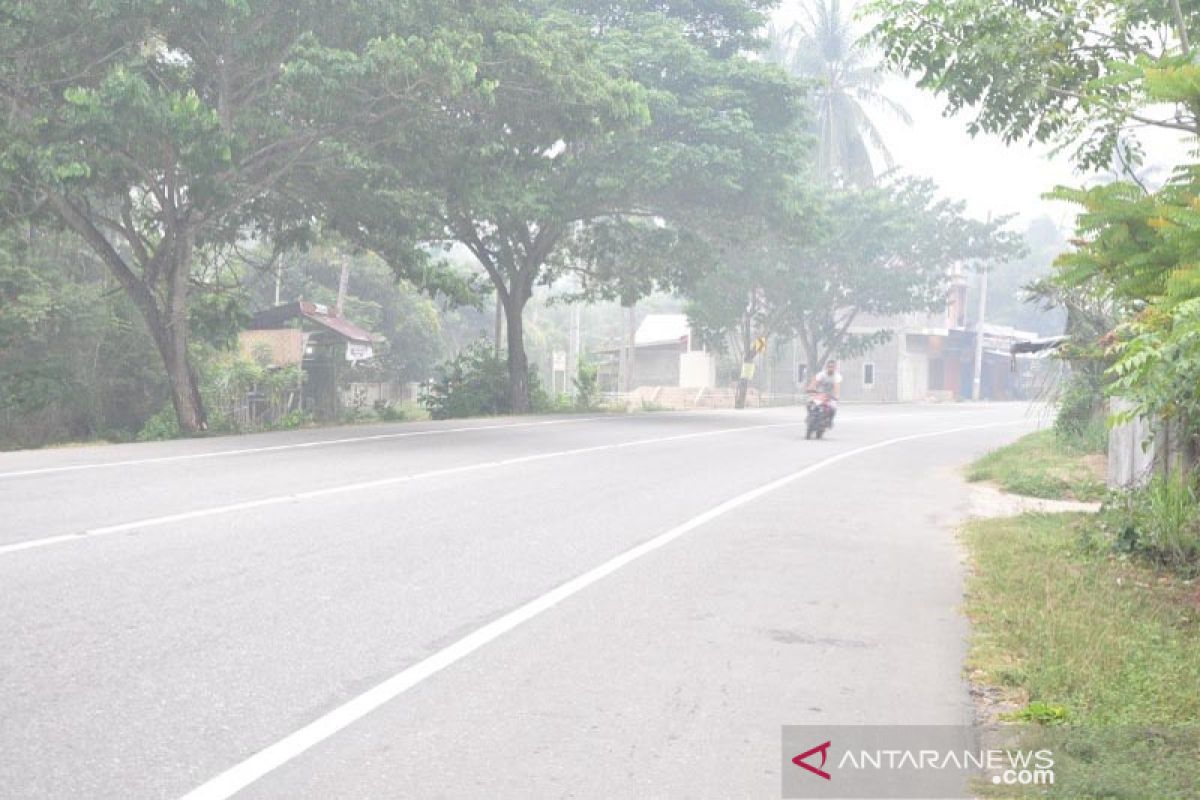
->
[552,350,567,371]
[345,342,374,362]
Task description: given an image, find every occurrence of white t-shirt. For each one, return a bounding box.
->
[812,371,843,396]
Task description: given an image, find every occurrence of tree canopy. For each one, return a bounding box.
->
[0,0,479,431]
[867,0,1200,171]
[685,177,1023,375]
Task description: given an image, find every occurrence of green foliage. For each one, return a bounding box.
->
[1109,297,1200,438]
[375,402,408,423]
[1102,474,1200,573]
[968,512,1200,800]
[768,0,910,186]
[350,3,812,412]
[684,175,1022,370]
[136,406,182,442]
[1054,372,1108,452]
[965,513,1200,728]
[573,360,600,411]
[868,0,1200,171]
[420,341,515,420]
[0,230,167,448]
[967,430,1107,502]
[1001,701,1070,726]
[0,0,483,431]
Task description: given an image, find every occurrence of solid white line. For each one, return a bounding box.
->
[178,419,1023,800]
[0,422,806,558]
[0,417,607,479]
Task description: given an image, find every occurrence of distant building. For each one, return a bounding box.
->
[240,300,383,419]
[831,273,1040,402]
[593,314,716,392]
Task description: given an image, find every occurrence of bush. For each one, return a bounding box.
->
[1055,371,1107,452]
[201,353,303,433]
[573,360,600,411]
[1102,474,1200,573]
[136,405,182,441]
[422,342,523,420]
[375,401,408,422]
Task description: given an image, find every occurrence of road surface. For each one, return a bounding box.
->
[0,403,1040,799]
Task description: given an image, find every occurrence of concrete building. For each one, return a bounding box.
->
[594,314,716,393]
[811,273,1040,402]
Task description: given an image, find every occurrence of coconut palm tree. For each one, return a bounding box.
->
[768,0,910,186]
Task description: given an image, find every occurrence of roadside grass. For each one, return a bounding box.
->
[966,429,1107,502]
[965,513,1200,797]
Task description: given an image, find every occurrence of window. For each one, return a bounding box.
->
[863,362,876,388]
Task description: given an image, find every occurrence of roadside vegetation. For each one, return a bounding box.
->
[964,394,1200,796]
[967,429,1107,503]
[965,513,1200,798]
[0,0,1025,449]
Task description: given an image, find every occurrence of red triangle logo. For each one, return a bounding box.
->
[792,740,832,781]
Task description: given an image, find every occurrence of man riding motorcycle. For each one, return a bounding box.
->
[806,359,842,428]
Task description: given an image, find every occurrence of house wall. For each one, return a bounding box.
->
[838,336,906,402]
[679,352,716,389]
[630,346,681,388]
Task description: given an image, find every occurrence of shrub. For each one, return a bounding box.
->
[573,360,600,411]
[1055,371,1107,452]
[421,342,512,420]
[375,401,408,422]
[1102,473,1200,573]
[136,405,182,441]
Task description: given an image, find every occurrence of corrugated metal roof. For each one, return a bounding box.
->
[249,301,380,344]
[298,302,377,343]
[635,314,690,346]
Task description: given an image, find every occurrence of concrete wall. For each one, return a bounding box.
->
[839,336,904,402]
[1108,398,1155,489]
[679,352,716,389]
[1109,398,1199,488]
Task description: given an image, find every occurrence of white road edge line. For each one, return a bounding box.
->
[0,417,608,479]
[0,422,807,558]
[178,418,1024,800]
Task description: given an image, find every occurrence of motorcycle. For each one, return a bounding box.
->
[805,391,834,439]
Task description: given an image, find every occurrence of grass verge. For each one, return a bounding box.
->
[966,429,1107,502]
[964,513,1200,797]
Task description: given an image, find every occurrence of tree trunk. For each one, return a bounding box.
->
[137,298,207,434]
[734,304,756,410]
[504,294,530,414]
[624,301,637,393]
[46,193,209,435]
[162,327,208,433]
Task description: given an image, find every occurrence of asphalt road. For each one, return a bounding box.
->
[0,403,1041,799]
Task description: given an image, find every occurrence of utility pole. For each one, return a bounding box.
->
[494,292,504,357]
[625,302,637,393]
[335,255,351,317]
[971,264,989,401]
[567,302,581,398]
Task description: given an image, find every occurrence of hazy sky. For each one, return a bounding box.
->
[770,1,1192,230]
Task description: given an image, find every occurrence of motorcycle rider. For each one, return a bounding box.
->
[807,359,842,428]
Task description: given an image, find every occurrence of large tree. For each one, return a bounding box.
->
[768,0,910,185]
[868,0,1200,171]
[0,1,476,432]
[355,5,809,412]
[686,177,1022,379]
